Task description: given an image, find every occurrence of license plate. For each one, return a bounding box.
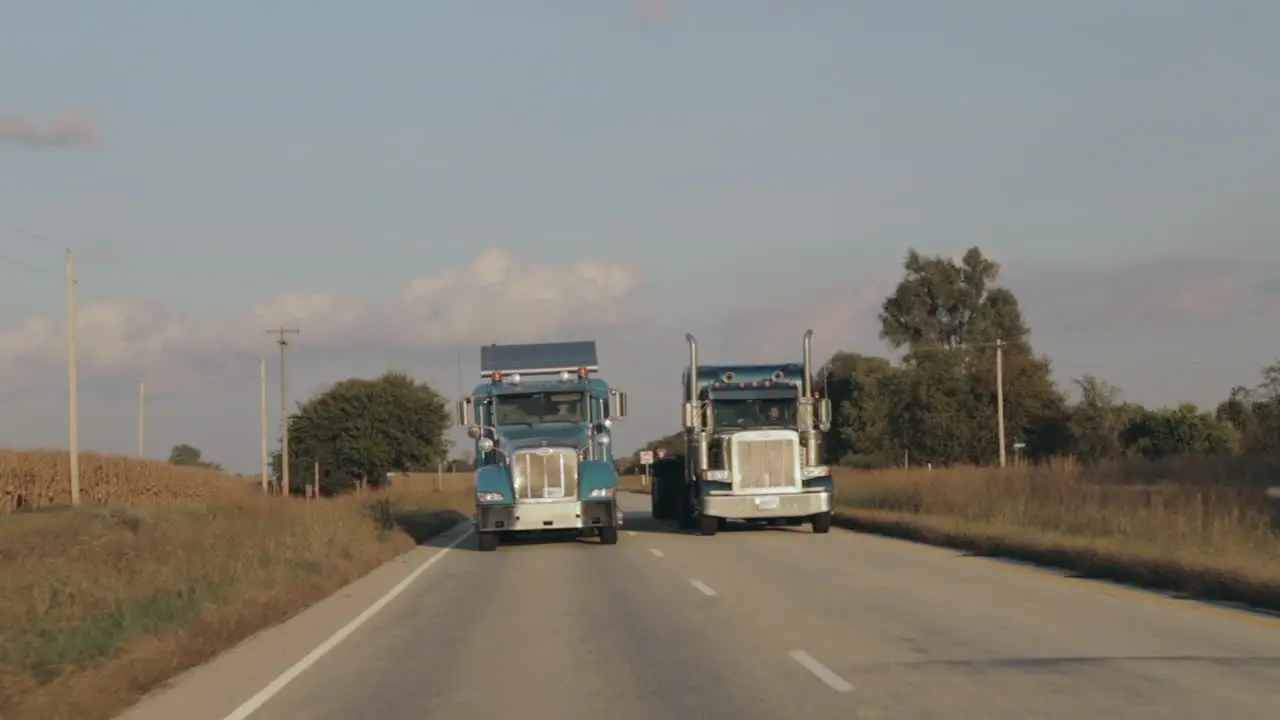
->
[755,496,780,510]
[542,487,565,499]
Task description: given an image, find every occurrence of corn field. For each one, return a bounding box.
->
[0,449,254,514]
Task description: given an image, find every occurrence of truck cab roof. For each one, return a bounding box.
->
[472,376,609,397]
[684,362,807,400]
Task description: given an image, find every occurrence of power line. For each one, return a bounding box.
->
[0,250,60,277]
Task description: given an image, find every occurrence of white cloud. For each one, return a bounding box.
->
[0,248,644,392]
[0,108,104,148]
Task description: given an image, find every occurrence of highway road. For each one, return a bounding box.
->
[120,492,1280,720]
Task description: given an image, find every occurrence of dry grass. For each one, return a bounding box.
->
[0,452,475,720]
[617,473,651,494]
[832,463,1280,609]
[0,448,254,514]
[614,455,1280,608]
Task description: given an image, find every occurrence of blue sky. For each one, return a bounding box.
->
[2,1,1278,472]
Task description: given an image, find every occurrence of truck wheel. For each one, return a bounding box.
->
[478,531,500,551]
[599,526,619,545]
[811,511,832,534]
[699,514,718,536]
[652,459,681,521]
[678,492,697,530]
[651,479,672,520]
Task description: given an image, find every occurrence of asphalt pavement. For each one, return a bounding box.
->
[119,492,1280,720]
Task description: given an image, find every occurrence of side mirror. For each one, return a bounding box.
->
[817,397,832,432]
[682,401,697,428]
[611,390,628,419]
[456,398,472,427]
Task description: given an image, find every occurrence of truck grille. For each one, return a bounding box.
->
[511,448,579,500]
[731,436,799,492]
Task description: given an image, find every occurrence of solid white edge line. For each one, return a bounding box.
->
[789,650,855,692]
[221,524,474,720]
[689,579,717,596]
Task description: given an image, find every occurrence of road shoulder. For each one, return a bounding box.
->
[114,521,473,720]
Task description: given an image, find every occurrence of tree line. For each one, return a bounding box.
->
[628,248,1279,479]
[180,246,1276,492]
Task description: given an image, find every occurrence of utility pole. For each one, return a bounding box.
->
[914,338,1009,469]
[995,338,1007,469]
[266,327,299,494]
[137,378,145,456]
[259,359,269,494]
[66,249,81,506]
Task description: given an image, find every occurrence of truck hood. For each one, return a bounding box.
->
[496,423,590,453]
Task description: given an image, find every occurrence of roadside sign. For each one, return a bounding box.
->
[655,448,667,460]
[639,450,654,465]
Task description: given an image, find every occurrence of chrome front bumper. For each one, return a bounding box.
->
[476,500,617,532]
[700,489,831,520]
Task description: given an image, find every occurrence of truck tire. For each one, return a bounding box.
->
[811,511,832,534]
[699,513,718,536]
[678,490,698,530]
[478,531,500,551]
[599,526,618,545]
[651,458,682,521]
[651,475,674,520]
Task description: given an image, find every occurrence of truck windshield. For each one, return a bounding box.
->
[494,391,587,425]
[712,397,797,429]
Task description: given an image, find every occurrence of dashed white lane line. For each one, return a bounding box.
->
[650,548,665,557]
[789,650,855,693]
[690,579,717,596]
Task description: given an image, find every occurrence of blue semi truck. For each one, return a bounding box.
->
[651,330,835,536]
[455,340,629,552]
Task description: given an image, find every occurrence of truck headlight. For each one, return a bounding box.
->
[476,491,505,502]
[589,487,615,498]
[702,469,730,482]
[801,465,830,479]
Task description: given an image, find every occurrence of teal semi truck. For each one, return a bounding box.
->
[456,340,629,551]
[651,330,834,536]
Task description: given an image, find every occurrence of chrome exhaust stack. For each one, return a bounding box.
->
[686,333,710,471]
[801,329,818,465]
[686,333,698,406]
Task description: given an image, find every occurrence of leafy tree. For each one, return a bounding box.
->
[1261,360,1280,399]
[1068,375,1126,462]
[169,443,202,465]
[1216,369,1280,455]
[168,443,224,472]
[879,247,1029,351]
[877,247,1070,464]
[276,371,450,495]
[1120,404,1239,459]
[816,352,899,466]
